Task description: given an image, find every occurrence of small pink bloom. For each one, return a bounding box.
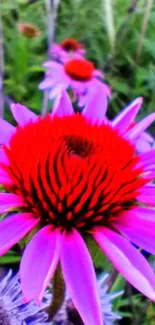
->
[39,58,111,107]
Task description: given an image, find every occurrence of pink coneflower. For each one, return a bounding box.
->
[39,58,111,107]
[0,92,155,325]
[50,38,86,62]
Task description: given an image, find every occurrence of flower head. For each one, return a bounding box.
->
[17,23,41,38]
[0,92,155,325]
[54,273,122,325]
[50,38,85,63]
[39,58,111,107]
[0,269,49,325]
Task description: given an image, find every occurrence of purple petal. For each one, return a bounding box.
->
[94,227,155,300]
[112,97,143,133]
[52,90,74,117]
[20,226,60,304]
[39,78,55,90]
[0,168,13,186]
[0,193,25,213]
[82,86,108,124]
[0,149,9,165]
[126,113,155,140]
[140,148,155,165]
[113,208,155,255]
[60,229,102,325]
[11,104,37,126]
[136,138,152,153]
[137,184,155,205]
[0,213,39,256]
[0,119,15,144]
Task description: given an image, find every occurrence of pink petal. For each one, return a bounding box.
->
[112,97,143,133]
[136,138,152,153]
[11,104,37,126]
[52,90,74,117]
[82,86,108,124]
[0,149,9,165]
[140,148,155,165]
[39,78,56,90]
[0,193,25,213]
[0,168,13,186]
[94,227,155,300]
[0,213,39,256]
[0,119,15,144]
[137,184,155,205]
[20,226,60,304]
[60,229,102,325]
[113,208,155,255]
[126,113,155,141]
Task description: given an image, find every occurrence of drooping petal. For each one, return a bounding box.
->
[140,148,155,165]
[126,113,155,141]
[0,213,39,256]
[0,119,15,144]
[112,97,143,133]
[137,184,155,205]
[11,104,37,126]
[52,90,74,117]
[112,208,155,255]
[94,227,155,300]
[0,168,13,186]
[0,193,25,214]
[60,229,102,325]
[0,149,9,165]
[136,137,152,153]
[20,226,60,304]
[82,86,108,124]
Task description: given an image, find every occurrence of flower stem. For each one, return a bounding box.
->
[46,262,66,321]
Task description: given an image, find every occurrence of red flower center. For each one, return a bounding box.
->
[2,115,146,232]
[64,59,94,81]
[60,38,82,52]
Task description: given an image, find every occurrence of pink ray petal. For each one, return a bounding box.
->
[0,148,9,165]
[49,84,69,99]
[82,86,108,124]
[112,97,143,133]
[0,168,13,186]
[39,77,55,90]
[136,138,152,153]
[140,148,155,165]
[113,208,155,255]
[137,184,155,205]
[0,213,39,256]
[94,227,155,300]
[126,113,155,141]
[20,226,60,304]
[11,104,37,126]
[0,193,25,213]
[52,90,74,117]
[0,119,15,144]
[60,229,102,325]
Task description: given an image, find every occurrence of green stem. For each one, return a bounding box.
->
[46,262,66,321]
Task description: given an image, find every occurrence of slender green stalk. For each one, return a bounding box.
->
[0,2,4,118]
[103,0,115,54]
[136,0,154,63]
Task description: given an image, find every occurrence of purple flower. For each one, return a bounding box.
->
[39,58,111,107]
[0,92,155,325]
[0,269,50,324]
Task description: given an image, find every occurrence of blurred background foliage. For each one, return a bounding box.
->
[1,0,155,324]
[2,0,155,122]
